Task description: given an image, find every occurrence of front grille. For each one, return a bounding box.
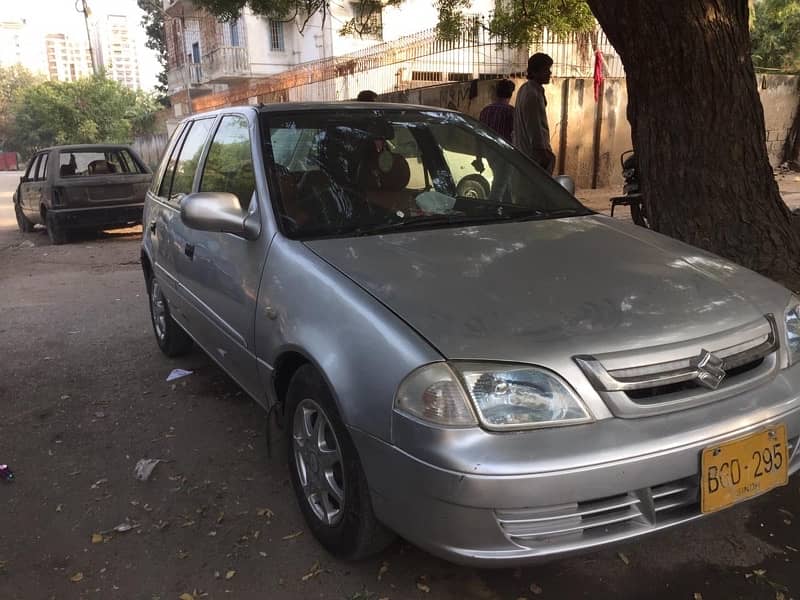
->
[626,358,765,402]
[574,316,780,417]
[497,437,799,553]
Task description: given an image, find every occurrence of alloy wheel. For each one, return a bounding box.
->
[150,280,167,342]
[292,398,346,526]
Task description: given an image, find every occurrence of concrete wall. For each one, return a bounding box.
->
[758,74,800,166]
[168,69,800,188]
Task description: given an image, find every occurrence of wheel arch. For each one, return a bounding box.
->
[140,249,154,290]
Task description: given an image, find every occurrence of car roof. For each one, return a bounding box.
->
[258,101,457,113]
[179,101,459,122]
[43,144,136,152]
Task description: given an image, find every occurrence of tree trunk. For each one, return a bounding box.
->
[587,0,800,289]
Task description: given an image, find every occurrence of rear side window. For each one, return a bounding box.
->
[34,154,49,181]
[26,154,43,180]
[58,150,142,177]
[199,115,256,209]
[23,155,36,179]
[165,118,215,203]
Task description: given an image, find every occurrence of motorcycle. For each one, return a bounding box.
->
[610,150,649,227]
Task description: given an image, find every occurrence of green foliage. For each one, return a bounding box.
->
[193,0,593,41]
[0,66,45,150]
[137,0,169,96]
[193,0,406,38]
[439,0,595,43]
[751,0,800,71]
[7,75,161,159]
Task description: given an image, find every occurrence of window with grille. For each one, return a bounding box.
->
[230,19,240,47]
[270,20,285,51]
[448,72,471,82]
[411,71,442,82]
[350,2,383,40]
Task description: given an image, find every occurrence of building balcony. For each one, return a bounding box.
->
[167,63,213,97]
[201,46,251,84]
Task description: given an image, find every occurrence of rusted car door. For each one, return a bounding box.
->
[20,152,48,222]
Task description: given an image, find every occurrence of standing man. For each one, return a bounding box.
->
[479,79,516,142]
[513,53,555,174]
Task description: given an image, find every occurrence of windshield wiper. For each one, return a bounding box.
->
[514,206,591,220]
[355,213,516,235]
[349,206,591,236]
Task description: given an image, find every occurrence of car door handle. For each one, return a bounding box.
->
[149,220,156,233]
[184,243,195,260]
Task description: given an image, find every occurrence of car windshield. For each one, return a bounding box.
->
[262,109,590,239]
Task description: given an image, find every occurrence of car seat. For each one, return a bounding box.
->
[88,160,116,175]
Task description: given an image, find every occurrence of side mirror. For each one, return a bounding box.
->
[181,192,260,240]
[553,175,575,196]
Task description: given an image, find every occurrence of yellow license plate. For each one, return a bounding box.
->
[701,424,789,514]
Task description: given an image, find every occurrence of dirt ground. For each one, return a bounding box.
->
[2,170,800,600]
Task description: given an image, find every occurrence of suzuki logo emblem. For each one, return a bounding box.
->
[691,349,726,390]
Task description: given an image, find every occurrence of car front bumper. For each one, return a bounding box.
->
[49,203,143,229]
[353,365,800,567]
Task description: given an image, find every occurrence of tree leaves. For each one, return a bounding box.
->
[5,74,160,159]
[751,0,800,71]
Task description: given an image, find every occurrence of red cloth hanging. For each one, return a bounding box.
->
[593,49,604,102]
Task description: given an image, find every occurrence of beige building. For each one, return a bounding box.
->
[162,0,496,116]
[45,33,93,82]
[94,14,142,90]
[0,18,47,74]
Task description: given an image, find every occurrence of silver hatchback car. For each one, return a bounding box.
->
[141,103,800,566]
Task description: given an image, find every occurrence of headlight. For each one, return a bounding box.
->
[785,296,800,365]
[457,363,592,430]
[394,362,592,430]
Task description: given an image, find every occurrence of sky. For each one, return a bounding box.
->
[1,0,162,91]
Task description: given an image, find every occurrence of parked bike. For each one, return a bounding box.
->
[610,150,649,227]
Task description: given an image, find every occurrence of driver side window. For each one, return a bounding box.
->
[199,115,256,209]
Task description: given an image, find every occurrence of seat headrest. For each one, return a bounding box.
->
[379,154,410,191]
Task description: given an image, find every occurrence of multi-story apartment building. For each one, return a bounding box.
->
[45,33,94,82]
[0,18,47,73]
[94,14,142,90]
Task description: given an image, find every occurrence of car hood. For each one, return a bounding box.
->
[305,216,789,361]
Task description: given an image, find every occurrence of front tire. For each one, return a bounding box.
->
[148,274,193,357]
[286,365,394,559]
[15,202,35,233]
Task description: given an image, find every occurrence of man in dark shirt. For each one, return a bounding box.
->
[479,79,516,142]
[513,53,555,173]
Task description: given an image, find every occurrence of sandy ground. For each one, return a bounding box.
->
[1,170,800,600]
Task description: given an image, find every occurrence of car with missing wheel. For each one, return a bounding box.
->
[141,102,800,566]
[13,144,151,244]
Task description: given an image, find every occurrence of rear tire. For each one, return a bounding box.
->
[45,212,68,245]
[15,202,35,233]
[148,273,193,357]
[286,365,394,559]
